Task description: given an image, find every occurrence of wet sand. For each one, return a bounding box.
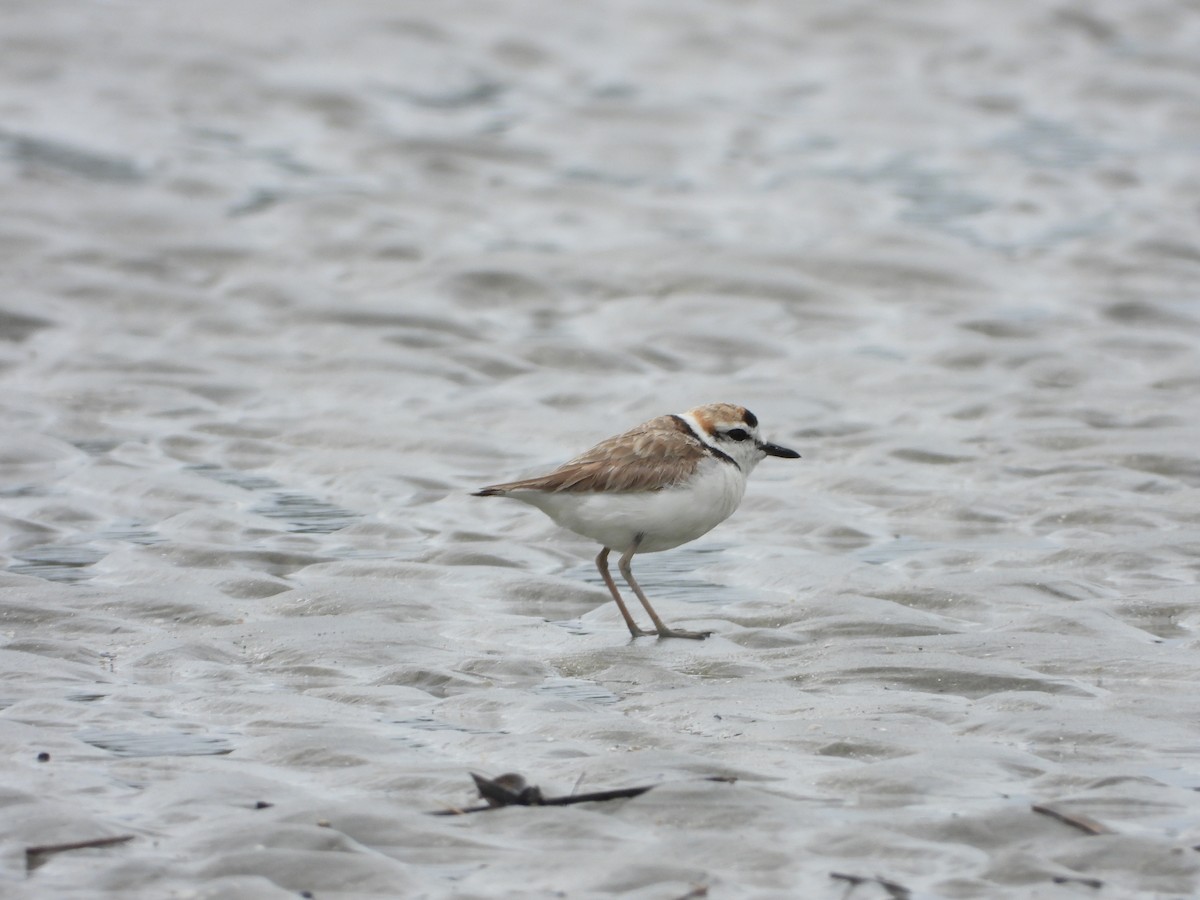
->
[2,1,1200,897]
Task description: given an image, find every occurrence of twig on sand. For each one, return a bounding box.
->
[431,771,736,815]
[830,871,912,899]
[1031,803,1112,835]
[25,835,135,872]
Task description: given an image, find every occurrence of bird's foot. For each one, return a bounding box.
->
[655,628,712,640]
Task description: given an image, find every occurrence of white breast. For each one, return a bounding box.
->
[512,458,748,553]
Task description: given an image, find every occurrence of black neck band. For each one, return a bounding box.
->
[670,415,739,469]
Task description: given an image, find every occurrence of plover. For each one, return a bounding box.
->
[473,403,799,639]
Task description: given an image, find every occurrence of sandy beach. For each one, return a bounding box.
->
[2,1,1200,897]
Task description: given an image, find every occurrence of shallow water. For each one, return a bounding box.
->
[2,1,1200,897]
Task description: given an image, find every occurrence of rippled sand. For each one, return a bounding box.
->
[2,1,1200,897]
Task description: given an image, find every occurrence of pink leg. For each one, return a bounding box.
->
[596,548,652,638]
[617,545,711,640]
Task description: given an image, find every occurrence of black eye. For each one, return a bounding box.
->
[725,428,750,442]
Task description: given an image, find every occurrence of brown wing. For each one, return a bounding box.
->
[475,414,706,494]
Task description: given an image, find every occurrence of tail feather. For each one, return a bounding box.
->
[472,487,506,497]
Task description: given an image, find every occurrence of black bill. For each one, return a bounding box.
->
[759,441,801,459]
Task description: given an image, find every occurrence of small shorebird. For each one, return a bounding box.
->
[473,403,799,639]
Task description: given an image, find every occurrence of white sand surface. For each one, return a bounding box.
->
[2,1,1199,897]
